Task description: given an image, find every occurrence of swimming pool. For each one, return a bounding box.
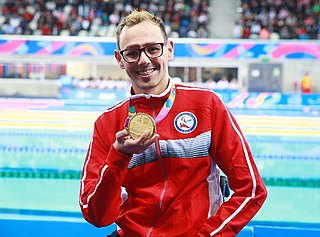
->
[0,98,319,236]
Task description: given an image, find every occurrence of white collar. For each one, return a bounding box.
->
[130,77,173,99]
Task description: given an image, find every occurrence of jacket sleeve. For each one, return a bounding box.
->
[197,95,267,236]
[79,119,131,227]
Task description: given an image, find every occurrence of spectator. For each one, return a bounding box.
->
[259,26,270,39]
[239,0,320,40]
[72,76,130,90]
[233,21,243,39]
[301,71,312,93]
[216,76,229,90]
[0,0,211,39]
[242,24,251,38]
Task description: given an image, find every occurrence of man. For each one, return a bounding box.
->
[301,71,312,93]
[79,10,267,237]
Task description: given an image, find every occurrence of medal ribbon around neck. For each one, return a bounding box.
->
[154,84,176,123]
[125,84,176,126]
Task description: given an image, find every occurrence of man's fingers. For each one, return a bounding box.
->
[143,133,159,147]
[140,130,150,141]
[114,128,159,155]
[116,129,129,140]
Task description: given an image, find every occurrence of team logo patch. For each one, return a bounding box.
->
[174,112,197,134]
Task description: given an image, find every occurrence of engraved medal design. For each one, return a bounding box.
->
[127,113,156,140]
[126,83,176,140]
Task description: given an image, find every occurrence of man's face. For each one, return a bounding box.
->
[115,21,174,95]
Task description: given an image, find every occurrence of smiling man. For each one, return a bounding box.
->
[115,13,173,95]
[79,10,267,237]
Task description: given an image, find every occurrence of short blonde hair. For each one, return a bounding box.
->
[115,10,168,50]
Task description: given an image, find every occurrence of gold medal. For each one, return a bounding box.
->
[127,113,155,140]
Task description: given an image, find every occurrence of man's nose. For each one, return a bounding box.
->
[138,51,150,63]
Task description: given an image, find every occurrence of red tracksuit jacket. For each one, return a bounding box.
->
[79,82,267,237]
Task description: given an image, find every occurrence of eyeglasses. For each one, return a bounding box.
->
[119,42,165,63]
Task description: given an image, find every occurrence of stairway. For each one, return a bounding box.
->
[208,0,241,38]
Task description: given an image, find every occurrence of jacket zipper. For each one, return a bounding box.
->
[146,106,168,237]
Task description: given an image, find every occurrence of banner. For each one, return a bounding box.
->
[0,37,319,59]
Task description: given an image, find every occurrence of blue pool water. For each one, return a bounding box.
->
[0,98,319,236]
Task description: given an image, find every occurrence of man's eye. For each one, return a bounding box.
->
[147,46,160,53]
[125,50,139,57]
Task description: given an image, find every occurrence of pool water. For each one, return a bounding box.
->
[0,99,319,228]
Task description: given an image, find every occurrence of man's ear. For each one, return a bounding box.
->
[167,40,174,61]
[114,50,125,69]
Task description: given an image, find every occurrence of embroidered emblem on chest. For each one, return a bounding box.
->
[174,112,197,134]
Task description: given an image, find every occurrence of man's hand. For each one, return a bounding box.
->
[113,128,159,155]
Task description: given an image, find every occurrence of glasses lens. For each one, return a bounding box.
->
[145,43,163,58]
[123,49,140,62]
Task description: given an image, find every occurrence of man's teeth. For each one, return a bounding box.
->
[138,69,154,75]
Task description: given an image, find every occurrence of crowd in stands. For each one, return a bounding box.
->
[185,78,239,91]
[1,0,318,40]
[72,76,130,90]
[0,0,210,38]
[72,75,239,91]
[237,0,320,40]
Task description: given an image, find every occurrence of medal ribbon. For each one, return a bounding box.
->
[125,84,176,126]
[154,84,176,124]
[124,104,136,127]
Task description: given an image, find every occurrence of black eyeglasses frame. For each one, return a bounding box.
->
[119,42,165,63]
